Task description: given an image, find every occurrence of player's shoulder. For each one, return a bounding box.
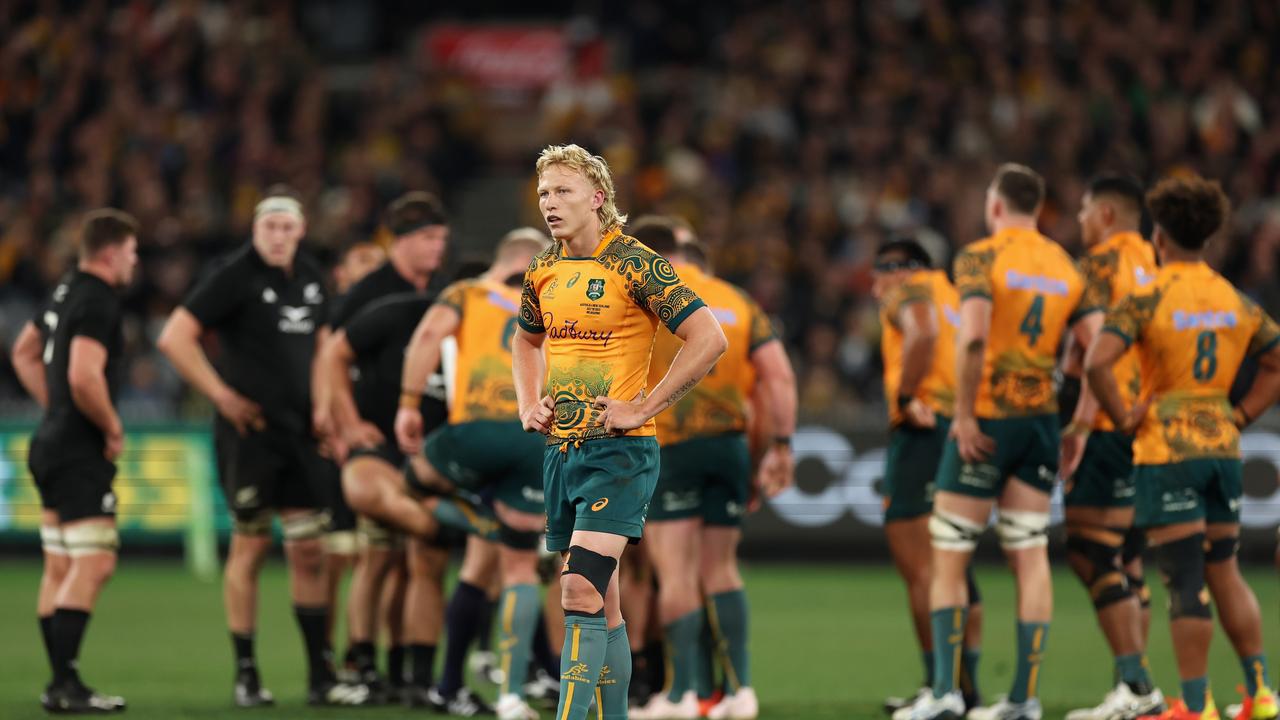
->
[598,232,662,268]
[527,243,563,275]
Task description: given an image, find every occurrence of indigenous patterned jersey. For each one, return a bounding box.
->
[648,263,777,446]
[436,278,522,424]
[519,228,705,442]
[1103,261,1280,464]
[954,227,1086,418]
[1077,231,1158,431]
[879,269,959,425]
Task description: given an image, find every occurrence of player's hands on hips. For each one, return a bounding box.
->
[343,420,385,450]
[395,407,424,456]
[950,416,995,464]
[520,395,555,434]
[757,445,794,498]
[902,398,937,429]
[1120,398,1149,436]
[214,385,265,436]
[594,391,648,434]
[104,419,124,461]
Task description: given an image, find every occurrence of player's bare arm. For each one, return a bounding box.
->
[395,302,462,454]
[897,298,940,429]
[310,325,335,443]
[596,305,727,434]
[512,326,553,433]
[317,329,384,450]
[951,296,995,463]
[11,321,48,408]
[751,337,798,497]
[1082,331,1139,433]
[67,336,123,460]
[1233,341,1280,429]
[1060,311,1105,479]
[157,307,264,436]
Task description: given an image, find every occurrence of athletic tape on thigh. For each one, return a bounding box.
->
[996,509,1049,549]
[1205,536,1239,563]
[63,523,119,556]
[40,525,67,556]
[498,523,540,551]
[1065,531,1131,609]
[1154,533,1211,619]
[929,510,985,551]
[324,530,358,555]
[357,516,404,549]
[562,545,617,599]
[233,509,273,536]
[282,512,327,541]
[1121,525,1146,565]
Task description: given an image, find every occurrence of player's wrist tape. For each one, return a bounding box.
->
[399,389,421,408]
[896,393,914,411]
[772,435,792,449]
[1061,420,1091,438]
[1233,405,1252,429]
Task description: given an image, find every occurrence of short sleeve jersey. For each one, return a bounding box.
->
[647,264,777,446]
[518,228,706,442]
[30,270,124,460]
[436,278,522,424]
[344,293,447,439]
[181,243,329,435]
[879,269,959,425]
[953,227,1086,418]
[1103,261,1280,465]
[1076,231,1158,431]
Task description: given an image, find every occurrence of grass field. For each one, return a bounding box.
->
[0,560,1276,719]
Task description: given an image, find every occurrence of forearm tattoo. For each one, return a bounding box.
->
[663,377,700,410]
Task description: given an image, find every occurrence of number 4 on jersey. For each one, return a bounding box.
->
[1019,295,1045,347]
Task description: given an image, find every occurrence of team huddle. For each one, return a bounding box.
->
[876,166,1280,720]
[10,145,794,720]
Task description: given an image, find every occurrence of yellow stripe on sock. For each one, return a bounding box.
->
[501,651,512,696]
[561,683,576,720]
[571,625,582,661]
[500,592,517,695]
[1026,627,1045,697]
[659,639,674,698]
[596,688,603,720]
[952,608,963,689]
[705,597,741,692]
[504,591,516,635]
[1254,660,1266,696]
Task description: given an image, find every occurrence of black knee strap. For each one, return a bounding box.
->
[1128,573,1151,609]
[1121,525,1146,565]
[1066,530,1131,610]
[1205,536,1238,564]
[499,524,541,551]
[965,564,982,606]
[1154,533,1211,619]
[563,545,616,600]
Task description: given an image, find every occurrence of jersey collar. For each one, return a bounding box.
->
[561,226,622,260]
[1093,230,1146,255]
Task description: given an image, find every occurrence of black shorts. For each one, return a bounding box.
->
[214,420,327,520]
[347,444,405,468]
[28,442,117,523]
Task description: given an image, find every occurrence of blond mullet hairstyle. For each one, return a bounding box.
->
[535,144,628,232]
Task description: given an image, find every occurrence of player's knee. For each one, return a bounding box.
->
[929,510,984,553]
[561,545,617,615]
[1154,533,1211,620]
[1065,530,1131,610]
[342,472,379,514]
[996,509,1049,552]
[1205,535,1239,564]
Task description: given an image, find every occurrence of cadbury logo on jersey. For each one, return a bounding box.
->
[278,306,315,334]
[543,312,613,347]
[1173,310,1237,330]
[1004,270,1069,296]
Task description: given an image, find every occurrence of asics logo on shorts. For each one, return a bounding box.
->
[591,498,609,511]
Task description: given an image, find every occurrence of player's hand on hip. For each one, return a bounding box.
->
[214,386,265,436]
[594,391,647,434]
[1121,397,1149,435]
[757,445,794,497]
[902,398,937,429]
[344,420,385,450]
[104,420,124,461]
[951,416,995,464]
[520,395,555,434]
[395,407,424,456]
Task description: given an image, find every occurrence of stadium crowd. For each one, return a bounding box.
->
[3,0,1280,426]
